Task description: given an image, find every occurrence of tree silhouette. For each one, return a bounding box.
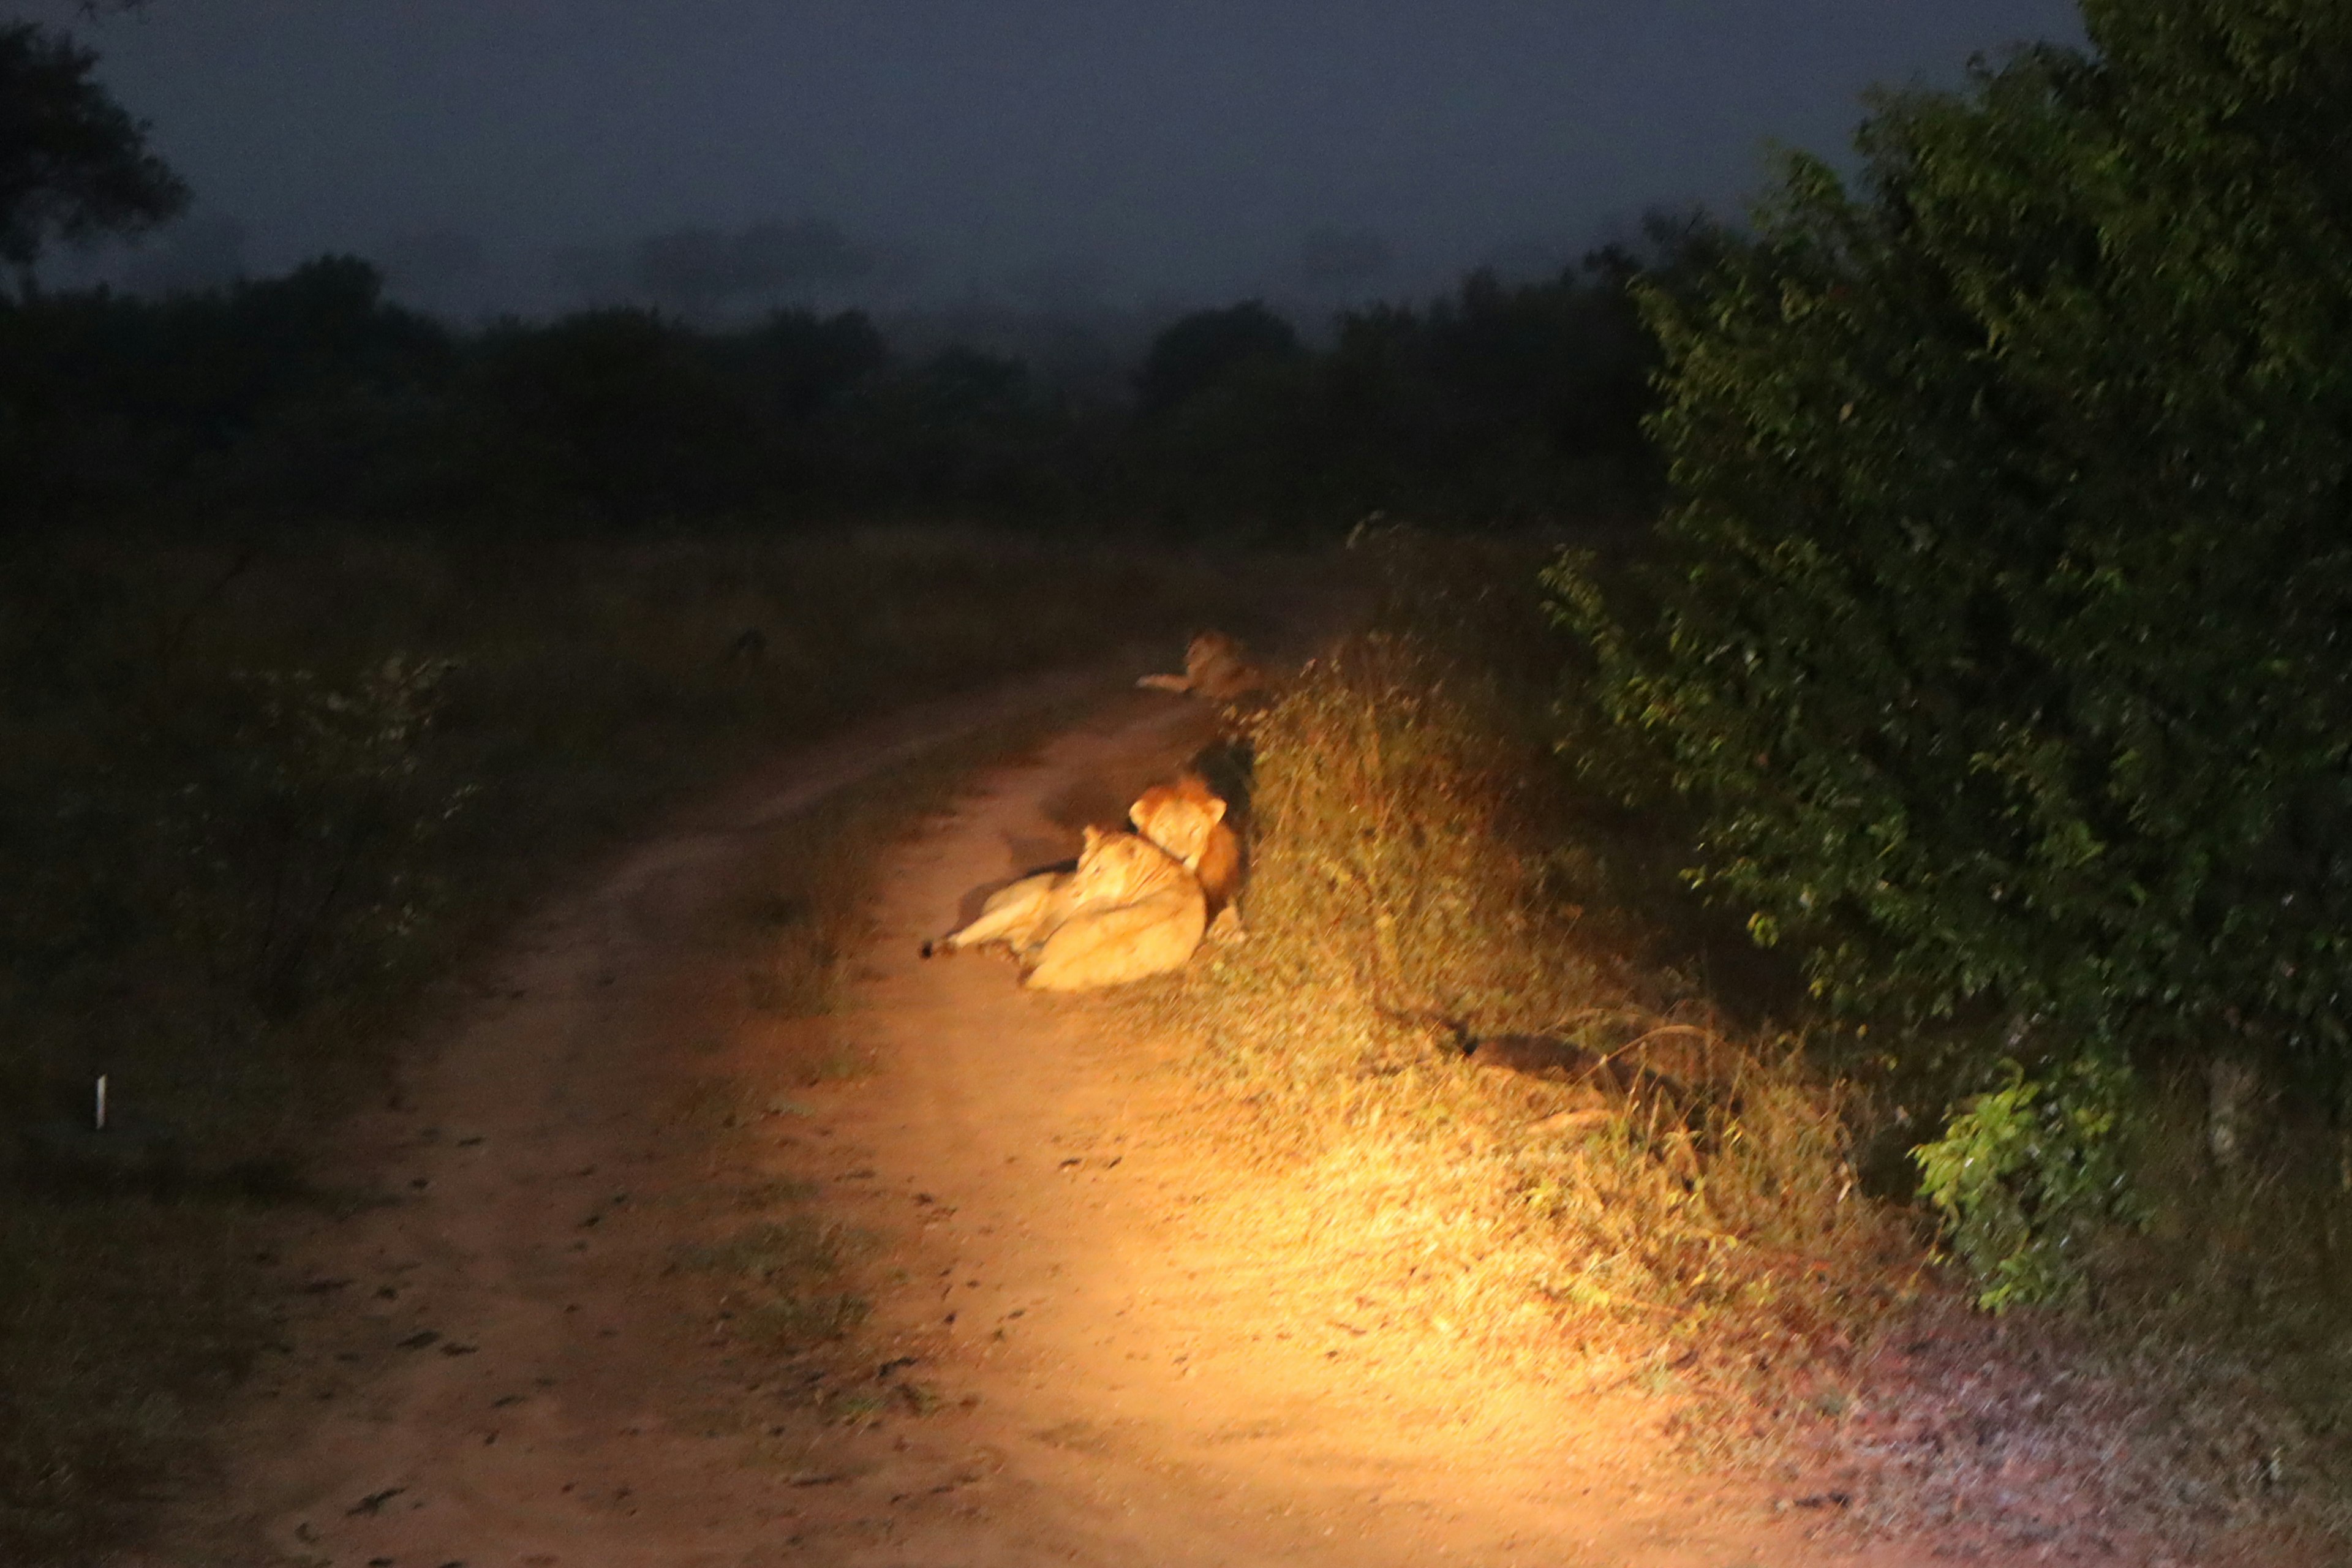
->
[1134,301,1300,418]
[0,21,187,292]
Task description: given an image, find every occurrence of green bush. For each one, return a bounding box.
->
[1912,1052,2145,1312]
[1551,1,2352,1298]
[1557,0,2352,1063]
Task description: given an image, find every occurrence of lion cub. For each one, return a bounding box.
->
[1128,771,1242,929]
[922,825,1206,991]
[1136,631,1266,703]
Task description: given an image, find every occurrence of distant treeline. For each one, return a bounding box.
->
[0,242,1681,535]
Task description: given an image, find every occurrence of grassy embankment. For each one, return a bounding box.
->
[0,523,1294,1564]
[1122,530,1917,1409]
[1121,529,2352,1554]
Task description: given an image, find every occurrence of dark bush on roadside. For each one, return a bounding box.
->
[1552,1,2352,1298]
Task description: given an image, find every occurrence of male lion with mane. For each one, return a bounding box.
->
[1128,771,1242,933]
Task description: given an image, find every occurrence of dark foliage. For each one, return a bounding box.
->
[0,22,187,278]
[4,219,1676,534]
[469,307,764,525]
[0,270,903,529]
[0,258,461,521]
[1133,299,1303,419]
[1124,257,1674,532]
[1558,2,2352,1091]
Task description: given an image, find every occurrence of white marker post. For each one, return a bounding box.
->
[95,1074,108,1132]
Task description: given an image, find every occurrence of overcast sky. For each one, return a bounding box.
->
[20,1,2084,322]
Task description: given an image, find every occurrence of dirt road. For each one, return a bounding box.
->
[165,674,1921,1567]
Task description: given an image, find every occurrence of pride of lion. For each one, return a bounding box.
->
[924,635,1260,990]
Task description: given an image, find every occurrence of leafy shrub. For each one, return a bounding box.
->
[1913,1052,2145,1312]
[1551,0,2352,1299]
[173,655,468,1015]
[1556,6,2352,1078]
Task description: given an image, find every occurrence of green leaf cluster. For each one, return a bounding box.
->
[1912,1052,2145,1311]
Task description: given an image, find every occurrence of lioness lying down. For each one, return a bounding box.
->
[1136,630,1266,703]
[922,824,1206,991]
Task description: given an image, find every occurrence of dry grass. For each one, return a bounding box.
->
[679,1215,880,1351]
[1118,622,1921,1417]
[0,522,1302,1564]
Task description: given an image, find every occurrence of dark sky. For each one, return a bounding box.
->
[21,1,2084,322]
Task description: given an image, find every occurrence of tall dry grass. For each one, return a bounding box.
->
[0,523,1302,1564]
[1118,548,1921,1427]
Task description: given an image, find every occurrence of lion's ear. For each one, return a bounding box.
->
[1128,797,1149,831]
[1082,824,1103,851]
[1206,796,1227,825]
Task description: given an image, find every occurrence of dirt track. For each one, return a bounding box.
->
[160,673,1929,1568]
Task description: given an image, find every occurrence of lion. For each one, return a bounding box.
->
[1128,771,1242,931]
[1136,631,1266,703]
[921,825,1206,991]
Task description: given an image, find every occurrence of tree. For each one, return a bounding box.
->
[1551,0,2352,1305]
[1558,0,2352,1071]
[0,21,187,292]
[1134,301,1301,419]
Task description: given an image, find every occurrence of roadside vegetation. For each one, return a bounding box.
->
[1558,0,2352,1463]
[1122,529,1921,1392]
[1135,2,2352,1554]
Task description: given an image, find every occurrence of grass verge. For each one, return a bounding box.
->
[1117,616,1920,1408]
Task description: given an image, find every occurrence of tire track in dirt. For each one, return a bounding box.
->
[160,673,1931,1567]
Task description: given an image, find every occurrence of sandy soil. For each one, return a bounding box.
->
[156,673,1967,1568]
